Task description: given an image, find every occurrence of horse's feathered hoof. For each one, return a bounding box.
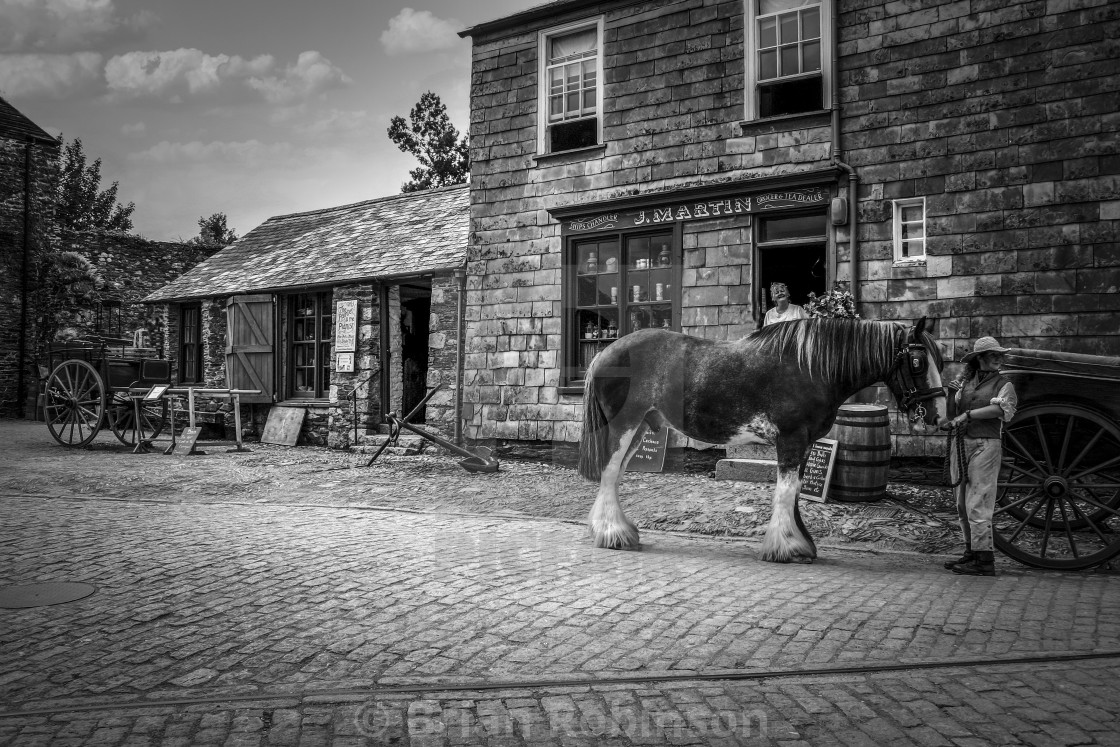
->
[590,523,640,550]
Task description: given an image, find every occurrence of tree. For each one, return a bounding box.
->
[387,91,469,193]
[192,212,239,246]
[56,136,135,233]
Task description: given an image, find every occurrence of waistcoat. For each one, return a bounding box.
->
[960,371,1009,439]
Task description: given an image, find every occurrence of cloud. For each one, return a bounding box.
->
[380,8,461,55]
[0,0,152,53]
[0,52,103,98]
[130,139,301,166]
[103,48,347,104]
[245,51,350,104]
[121,121,146,137]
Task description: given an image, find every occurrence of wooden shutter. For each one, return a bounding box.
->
[225,294,275,403]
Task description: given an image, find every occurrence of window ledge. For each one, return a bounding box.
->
[892,258,927,267]
[738,109,831,134]
[533,144,607,165]
[277,399,330,407]
[559,386,585,396]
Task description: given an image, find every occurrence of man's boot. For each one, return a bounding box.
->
[952,550,995,576]
[944,549,974,570]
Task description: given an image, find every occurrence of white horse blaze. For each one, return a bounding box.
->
[758,469,816,562]
[588,425,641,549]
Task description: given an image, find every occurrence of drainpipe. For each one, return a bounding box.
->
[831,0,859,308]
[453,265,466,446]
[16,143,33,419]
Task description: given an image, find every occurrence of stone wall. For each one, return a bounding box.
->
[840,0,1120,357]
[0,135,58,417]
[463,0,1120,449]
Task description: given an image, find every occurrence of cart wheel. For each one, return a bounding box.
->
[107,393,168,446]
[44,360,107,447]
[995,403,1120,570]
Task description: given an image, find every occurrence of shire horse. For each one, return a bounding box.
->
[578,317,946,563]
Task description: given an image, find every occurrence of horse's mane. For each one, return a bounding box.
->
[748,318,905,383]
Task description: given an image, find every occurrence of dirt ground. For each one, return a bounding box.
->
[0,419,965,557]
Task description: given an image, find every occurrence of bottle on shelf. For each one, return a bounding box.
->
[658,245,671,266]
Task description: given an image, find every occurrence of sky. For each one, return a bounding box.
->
[0,0,539,241]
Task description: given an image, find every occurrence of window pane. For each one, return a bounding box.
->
[550,67,564,92]
[901,223,924,240]
[759,213,827,241]
[779,12,799,43]
[901,205,923,222]
[759,49,778,80]
[549,27,596,62]
[759,0,814,13]
[550,95,563,118]
[759,16,777,48]
[780,44,800,75]
[803,40,821,72]
[802,7,820,38]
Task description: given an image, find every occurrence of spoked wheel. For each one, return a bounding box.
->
[107,392,168,446]
[44,360,107,447]
[995,404,1120,570]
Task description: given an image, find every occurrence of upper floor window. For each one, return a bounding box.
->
[746,0,831,119]
[893,198,926,262]
[539,18,603,155]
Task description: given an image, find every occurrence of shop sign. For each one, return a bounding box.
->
[335,300,358,352]
[562,186,827,234]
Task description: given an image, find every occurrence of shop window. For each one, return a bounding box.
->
[893,198,926,262]
[565,230,678,386]
[288,291,332,399]
[178,303,203,383]
[539,18,603,155]
[746,0,831,119]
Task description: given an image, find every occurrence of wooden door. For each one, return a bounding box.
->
[225,294,275,402]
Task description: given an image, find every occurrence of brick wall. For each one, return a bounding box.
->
[840,0,1120,357]
[464,0,1120,448]
[0,136,58,416]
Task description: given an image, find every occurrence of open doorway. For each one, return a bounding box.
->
[400,283,431,422]
[755,211,828,323]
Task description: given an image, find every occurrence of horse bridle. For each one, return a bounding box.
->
[890,327,942,423]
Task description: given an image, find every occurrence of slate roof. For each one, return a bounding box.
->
[145,184,469,302]
[0,95,59,145]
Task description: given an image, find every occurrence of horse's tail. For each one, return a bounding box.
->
[579,361,609,481]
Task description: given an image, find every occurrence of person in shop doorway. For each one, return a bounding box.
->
[941,337,1019,576]
[763,282,809,327]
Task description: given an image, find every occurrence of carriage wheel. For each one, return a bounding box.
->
[994,404,1120,570]
[44,360,107,447]
[107,393,168,446]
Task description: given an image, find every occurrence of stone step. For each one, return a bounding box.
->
[714,458,777,483]
[724,444,777,460]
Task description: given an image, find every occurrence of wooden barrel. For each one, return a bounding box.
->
[825,404,891,503]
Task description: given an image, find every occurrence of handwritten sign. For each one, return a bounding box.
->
[173,426,202,456]
[801,438,839,503]
[335,300,358,352]
[336,352,355,373]
[628,425,669,473]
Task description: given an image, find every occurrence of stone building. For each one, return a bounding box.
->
[0,95,59,418]
[144,185,469,447]
[457,0,1120,454]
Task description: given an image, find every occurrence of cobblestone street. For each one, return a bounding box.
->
[2,422,1119,745]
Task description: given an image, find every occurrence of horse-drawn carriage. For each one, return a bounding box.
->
[995,348,1120,570]
[41,337,171,448]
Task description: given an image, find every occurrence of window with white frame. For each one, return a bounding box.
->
[893,198,926,262]
[745,0,831,119]
[539,18,603,155]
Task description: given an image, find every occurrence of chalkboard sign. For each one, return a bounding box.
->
[173,426,202,456]
[628,425,669,472]
[801,438,839,503]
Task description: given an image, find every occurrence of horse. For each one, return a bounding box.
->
[578,317,946,563]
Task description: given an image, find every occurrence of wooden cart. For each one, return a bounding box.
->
[41,338,171,448]
[995,348,1120,570]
